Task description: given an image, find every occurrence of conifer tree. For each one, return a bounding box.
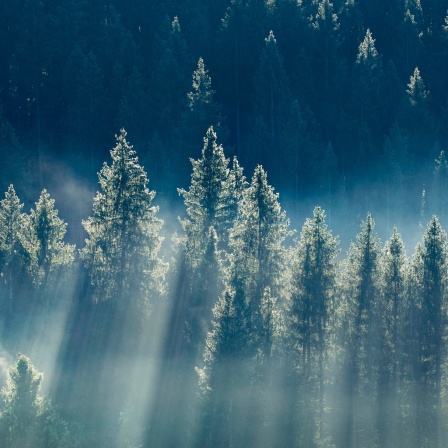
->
[352,29,384,158]
[341,213,382,448]
[0,355,70,448]
[0,185,24,316]
[198,165,290,446]
[399,67,434,159]
[249,31,292,171]
[377,228,407,447]
[412,217,447,448]
[20,189,75,304]
[177,127,245,355]
[181,57,227,153]
[229,165,291,318]
[196,289,252,447]
[311,0,339,93]
[178,126,233,262]
[153,16,192,137]
[81,129,167,312]
[288,206,339,447]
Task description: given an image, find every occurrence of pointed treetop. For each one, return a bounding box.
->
[265,30,276,46]
[188,57,214,110]
[172,15,181,33]
[313,0,339,31]
[406,67,428,106]
[356,29,380,68]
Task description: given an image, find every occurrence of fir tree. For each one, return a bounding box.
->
[81,129,167,312]
[20,189,74,304]
[0,185,24,316]
[229,165,292,318]
[341,213,382,448]
[413,217,447,448]
[0,355,70,448]
[178,126,233,262]
[288,206,339,447]
[377,228,408,448]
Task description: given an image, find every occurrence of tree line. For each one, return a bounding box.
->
[3,0,448,217]
[1,128,448,447]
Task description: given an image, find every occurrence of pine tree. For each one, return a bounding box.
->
[0,355,70,448]
[311,0,339,93]
[0,185,24,316]
[248,31,293,171]
[377,228,407,448]
[20,189,75,305]
[341,213,382,448]
[413,217,447,448]
[288,206,339,447]
[197,165,291,446]
[178,126,233,263]
[229,165,292,318]
[81,129,167,312]
[181,57,227,154]
[153,16,192,137]
[352,29,384,157]
[399,67,434,159]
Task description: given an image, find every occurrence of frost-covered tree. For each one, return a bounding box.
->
[0,185,24,315]
[196,289,252,447]
[377,228,407,447]
[181,58,227,152]
[0,355,70,448]
[178,126,234,262]
[229,165,291,318]
[399,67,434,159]
[341,213,382,448]
[197,165,290,446]
[81,129,167,312]
[411,217,447,448]
[288,206,339,447]
[20,189,74,302]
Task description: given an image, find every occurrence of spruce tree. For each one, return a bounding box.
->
[181,57,227,154]
[0,185,24,316]
[413,217,447,448]
[288,206,339,447]
[20,189,74,305]
[81,129,167,312]
[197,165,291,447]
[377,228,408,448]
[229,165,291,317]
[178,126,233,262]
[341,213,382,448]
[0,355,70,448]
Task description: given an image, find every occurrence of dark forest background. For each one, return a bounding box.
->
[2,0,448,447]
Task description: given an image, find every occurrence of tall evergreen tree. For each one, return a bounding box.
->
[81,129,167,312]
[180,57,227,156]
[412,216,447,448]
[399,67,434,160]
[20,189,74,305]
[288,206,339,447]
[178,126,234,263]
[0,185,24,317]
[377,228,408,448]
[340,213,382,448]
[0,355,70,448]
[248,31,293,170]
[198,165,291,447]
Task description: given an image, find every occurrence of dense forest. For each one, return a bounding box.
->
[2,0,448,447]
